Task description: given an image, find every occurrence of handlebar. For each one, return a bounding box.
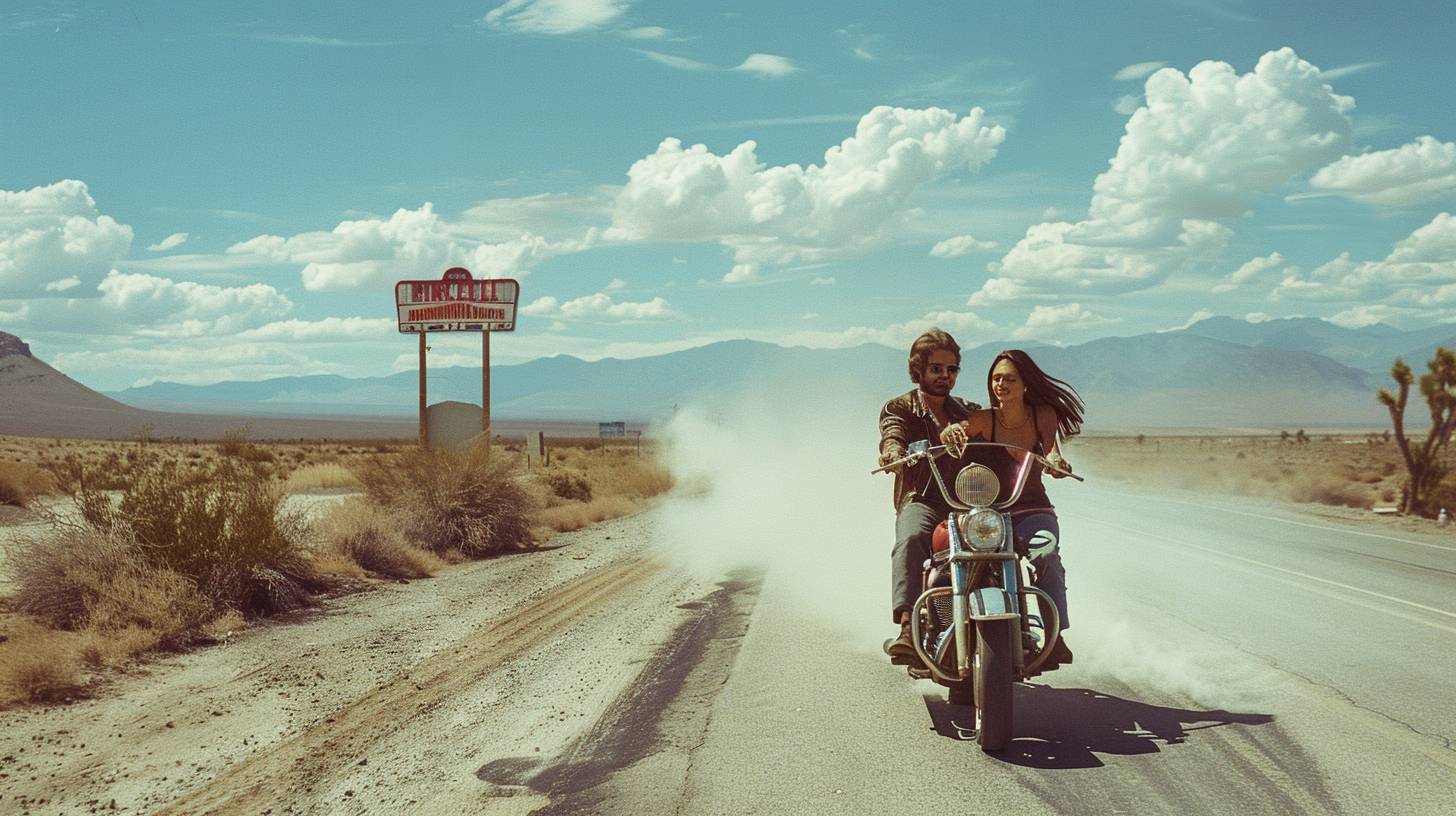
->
[871,440,1084,482]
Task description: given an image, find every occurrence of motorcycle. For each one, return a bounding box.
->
[872,439,1083,751]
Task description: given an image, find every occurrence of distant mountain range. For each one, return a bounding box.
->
[0,332,412,440]
[87,316,1456,432]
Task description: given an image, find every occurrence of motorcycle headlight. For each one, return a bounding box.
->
[958,508,1005,551]
[954,463,999,507]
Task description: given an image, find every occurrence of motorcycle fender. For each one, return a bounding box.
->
[969,587,1020,622]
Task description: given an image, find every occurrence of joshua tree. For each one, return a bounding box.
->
[1378,348,1456,517]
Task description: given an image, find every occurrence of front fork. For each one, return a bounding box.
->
[950,559,972,676]
[911,514,1051,682]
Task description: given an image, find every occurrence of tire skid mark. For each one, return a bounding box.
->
[1003,683,1337,816]
[155,556,663,815]
[476,568,765,814]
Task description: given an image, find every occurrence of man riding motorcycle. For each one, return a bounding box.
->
[878,328,981,668]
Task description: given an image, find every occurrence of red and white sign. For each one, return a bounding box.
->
[395,267,519,333]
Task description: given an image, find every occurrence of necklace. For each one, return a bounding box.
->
[997,408,1029,430]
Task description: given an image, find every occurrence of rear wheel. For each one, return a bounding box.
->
[973,619,1015,751]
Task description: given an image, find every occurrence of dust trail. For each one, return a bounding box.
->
[648,378,1286,710]
[1066,608,1283,711]
[651,377,895,649]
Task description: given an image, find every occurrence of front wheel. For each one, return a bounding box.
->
[973,619,1015,751]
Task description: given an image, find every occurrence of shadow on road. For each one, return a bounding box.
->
[923,684,1274,769]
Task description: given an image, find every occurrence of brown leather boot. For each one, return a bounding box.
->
[886,620,924,667]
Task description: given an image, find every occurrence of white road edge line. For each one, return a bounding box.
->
[1084,516,1456,625]
[1093,489,1456,553]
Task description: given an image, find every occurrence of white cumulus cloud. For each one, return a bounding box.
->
[973,48,1353,304]
[483,0,629,34]
[44,276,81,292]
[639,50,712,71]
[723,263,757,284]
[55,344,341,387]
[930,234,998,257]
[522,291,674,321]
[96,270,293,337]
[235,317,396,341]
[1161,308,1216,332]
[1310,135,1456,205]
[762,309,1001,352]
[228,203,596,291]
[0,179,133,298]
[621,25,670,40]
[608,105,1006,269]
[1113,61,1166,81]
[147,232,189,252]
[1012,303,1120,339]
[1326,304,1411,329]
[1272,212,1456,310]
[734,53,798,78]
[1212,251,1289,292]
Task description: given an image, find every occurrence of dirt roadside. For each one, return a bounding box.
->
[0,510,721,815]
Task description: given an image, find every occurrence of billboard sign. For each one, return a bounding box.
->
[599,422,626,438]
[395,267,519,333]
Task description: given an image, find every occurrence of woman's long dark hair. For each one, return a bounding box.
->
[987,349,1084,438]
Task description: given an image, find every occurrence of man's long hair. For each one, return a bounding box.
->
[987,349,1085,437]
[908,328,960,385]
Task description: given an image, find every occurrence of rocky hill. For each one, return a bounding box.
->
[0,332,411,440]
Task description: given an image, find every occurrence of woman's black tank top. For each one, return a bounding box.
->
[991,404,1053,513]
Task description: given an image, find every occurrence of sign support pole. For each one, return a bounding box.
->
[419,332,428,449]
[482,330,491,450]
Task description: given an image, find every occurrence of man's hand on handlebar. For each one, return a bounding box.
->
[938,421,968,456]
[878,446,907,471]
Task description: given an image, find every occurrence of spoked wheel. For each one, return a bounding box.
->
[973,619,1015,752]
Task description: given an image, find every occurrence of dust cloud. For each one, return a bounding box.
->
[1065,605,1279,712]
[651,377,896,649]
[649,380,1284,711]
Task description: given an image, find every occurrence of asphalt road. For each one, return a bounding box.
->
[528,485,1456,815]
[7,487,1454,814]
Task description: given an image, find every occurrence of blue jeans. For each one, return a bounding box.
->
[1012,511,1070,631]
[891,500,944,622]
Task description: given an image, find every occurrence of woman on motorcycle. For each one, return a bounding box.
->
[939,349,1083,670]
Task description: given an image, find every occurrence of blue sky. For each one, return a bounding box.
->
[3,0,1456,390]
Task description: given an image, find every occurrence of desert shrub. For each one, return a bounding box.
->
[285,463,361,492]
[584,457,673,500]
[0,460,57,506]
[9,527,145,628]
[1424,474,1456,518]
[217,427,275,465]
[73,454,315,616]
[544,470,593,502]
[1286,474,1370,508]
[84,568,214,651]
[357,446,535,557]
[0,619,83,705]
[9,527,214,650]
[316,499,441,579]
[535,495,639,535]
[43,453,129,492]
